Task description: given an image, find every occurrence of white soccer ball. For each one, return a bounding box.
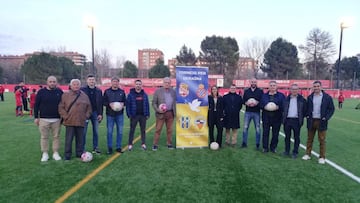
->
[247,98,258,105]
[264,102,277,111]
[81,151,93,162]
[210,142,219,150]
[112,102,124,111]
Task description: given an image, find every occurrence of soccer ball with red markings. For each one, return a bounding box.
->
[159,103,167,112]
[81,151,93,162]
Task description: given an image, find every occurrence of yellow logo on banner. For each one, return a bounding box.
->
[176,104,208,148]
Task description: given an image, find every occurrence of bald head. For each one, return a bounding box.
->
[47,76,57,90]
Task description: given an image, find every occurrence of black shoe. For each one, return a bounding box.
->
[256,144,260,150]
[107,147,113,155]
[241,143,247,148]
[167,145,175,150]
[152,145,158,151]
[116,148,123,153]
[263,149,269,153]
[292,153,298,159]
[282,152,290,157]
[92,148,101,154]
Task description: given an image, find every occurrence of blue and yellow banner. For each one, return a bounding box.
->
[176,66,208,148]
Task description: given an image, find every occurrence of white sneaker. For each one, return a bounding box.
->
[41,152,49,162]
[128,145,133,151]
[52,152,62,161]
[318,158,326,164]
[302,154,311,160]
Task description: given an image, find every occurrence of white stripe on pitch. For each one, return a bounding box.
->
[280,131,360,184]
[240,110,360,184]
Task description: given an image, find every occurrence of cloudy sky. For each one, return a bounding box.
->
[1,0,359,66]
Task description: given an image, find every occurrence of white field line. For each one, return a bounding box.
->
[240,110,360,184]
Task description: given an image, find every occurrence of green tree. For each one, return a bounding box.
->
[300,28,336,79]
[335,56,360,88]
[176,44,196,65]
[21,52,80,84]
[262,38,301,79]
[148,59,170,78]
[200,35,239,87]
[122,61,138,78]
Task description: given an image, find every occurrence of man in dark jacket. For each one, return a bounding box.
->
[242,78,263,149]
[302,81,335,164]
[260,81,285,153]
[282,84,307,158]
[34,76,63,162]
[103,77,126,154]
[126,80,150,151]
[81,74,103,154]
[223,84,243,147]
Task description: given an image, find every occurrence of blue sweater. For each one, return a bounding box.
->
[126,88,150,118]
[34,88,63,118]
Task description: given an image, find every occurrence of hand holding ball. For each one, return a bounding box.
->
[111,102,124,112]
[159,103,167,113]
[264,102,278,111]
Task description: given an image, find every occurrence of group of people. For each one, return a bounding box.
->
[34,75,176,161]
[32,75,335,164]
[207,79,335,164]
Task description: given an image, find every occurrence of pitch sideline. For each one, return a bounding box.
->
[55,123,156,203]
[240,110,360,184]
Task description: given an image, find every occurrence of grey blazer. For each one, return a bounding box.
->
[152,87,176,119]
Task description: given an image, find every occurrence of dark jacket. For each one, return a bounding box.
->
[306,91,335,131]
[80,86,103,116]
[126,88,150,118]
[223,92,243,129]
[103,87,126,116]
[282,94,307,126]
[207,95,225,126]
[243,87,263,112]
[34,87,63,119]
[260,91,285,122]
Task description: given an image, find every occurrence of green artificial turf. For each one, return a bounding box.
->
[0,92,359,203]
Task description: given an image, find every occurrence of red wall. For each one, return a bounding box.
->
[2,84,360,99]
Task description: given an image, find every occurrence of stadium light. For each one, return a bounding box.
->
[84,15,98,77]
[336,18,352,89]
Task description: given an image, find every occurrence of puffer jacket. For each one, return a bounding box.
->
[58,90,92,127]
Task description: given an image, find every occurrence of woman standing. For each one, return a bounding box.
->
[208,86,224,147]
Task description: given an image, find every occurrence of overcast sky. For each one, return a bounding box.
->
[1,0,359,66]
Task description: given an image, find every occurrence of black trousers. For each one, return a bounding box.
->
[283,118,301,154]
[22,97,29,111]
[0,93,4,101]
[128,115,147,145]
[208,112,223,147]
[262,118,281,151]
[65,126,84,159]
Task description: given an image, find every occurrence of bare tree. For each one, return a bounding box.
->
[299,28,336,80]
[94,49,113,79]
[240,37,271,77]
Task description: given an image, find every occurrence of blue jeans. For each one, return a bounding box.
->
[106,114,124,149]
[242,111,261,145]
[83,111,99,151]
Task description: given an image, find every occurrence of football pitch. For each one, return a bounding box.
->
[0,92,359,203]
